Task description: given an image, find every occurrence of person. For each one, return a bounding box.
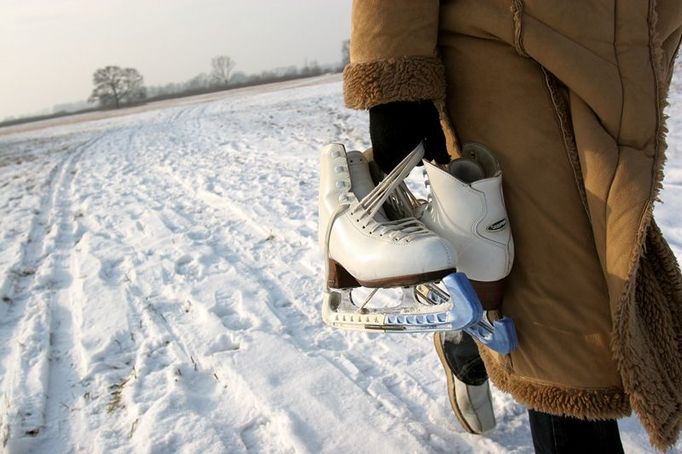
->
[342,1,682,452]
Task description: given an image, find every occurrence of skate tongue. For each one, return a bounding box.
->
[447,159,485,183]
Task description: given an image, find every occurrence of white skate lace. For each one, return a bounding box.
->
[356,145,432,234]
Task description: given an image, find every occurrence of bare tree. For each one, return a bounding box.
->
[211,56,235,87]
[88,66,146,108]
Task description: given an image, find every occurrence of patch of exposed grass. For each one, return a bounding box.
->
[11,268,35,278]
[107,374,132,414]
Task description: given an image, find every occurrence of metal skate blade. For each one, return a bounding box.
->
[321,273,518,352]
[321,279,470,333]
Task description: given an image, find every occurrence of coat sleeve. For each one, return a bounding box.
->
[343,0,445,110]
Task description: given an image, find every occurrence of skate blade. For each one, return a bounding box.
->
[321,272,519,354]
[322,290,456,333]
[321,272,483,334]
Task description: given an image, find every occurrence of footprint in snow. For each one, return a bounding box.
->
[99,258,125,285]
[211,290,255,331]
[174,255,198,277]
[186,228,209,241]
[205,332,241,355]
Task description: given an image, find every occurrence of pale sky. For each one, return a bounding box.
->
[0,0,351,119]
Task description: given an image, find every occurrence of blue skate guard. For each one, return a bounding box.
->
[421,273,518,355]
[322,272,518,354]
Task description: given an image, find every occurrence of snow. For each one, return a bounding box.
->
[1,73,681,453]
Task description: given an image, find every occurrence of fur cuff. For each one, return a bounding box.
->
[343,56,446,110]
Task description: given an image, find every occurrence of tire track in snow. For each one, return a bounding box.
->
[40,123,216,453]
[36,139,94,452]
[0,153,69,321]
[0,138,93,452]
[60,120,266,452]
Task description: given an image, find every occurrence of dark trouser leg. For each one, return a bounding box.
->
[528,409,624,454]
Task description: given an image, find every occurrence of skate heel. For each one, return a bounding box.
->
[470,279,506,311]
[327,259,360,289]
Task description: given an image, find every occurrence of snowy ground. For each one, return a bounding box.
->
[0,74,681,453]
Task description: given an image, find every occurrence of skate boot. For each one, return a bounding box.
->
[419,143,517,354]
[421,142,513,306]
[319,143,486,333]
[434,331,495,434]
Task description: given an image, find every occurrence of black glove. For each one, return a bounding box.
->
[369,100,450,174]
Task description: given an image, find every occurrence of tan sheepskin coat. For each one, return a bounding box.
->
[343,0,682,450]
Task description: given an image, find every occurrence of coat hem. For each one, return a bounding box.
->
[479,348,632,420]
[343,56,446,110]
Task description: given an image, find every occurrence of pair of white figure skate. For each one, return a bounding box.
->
[319,142,516,354]
[318,142,516,434]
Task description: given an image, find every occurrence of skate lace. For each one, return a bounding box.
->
[350,144,433,242]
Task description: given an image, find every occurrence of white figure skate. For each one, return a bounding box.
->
[418,142,516,354]
[319,143,486,333]
[421,143,513,301]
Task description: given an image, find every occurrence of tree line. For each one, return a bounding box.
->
[89,41,349,110]
[1,41,350,127]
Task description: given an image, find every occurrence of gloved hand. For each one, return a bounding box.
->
[369,100,451,174]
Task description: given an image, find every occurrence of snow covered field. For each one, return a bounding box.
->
[1,74,681,453]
